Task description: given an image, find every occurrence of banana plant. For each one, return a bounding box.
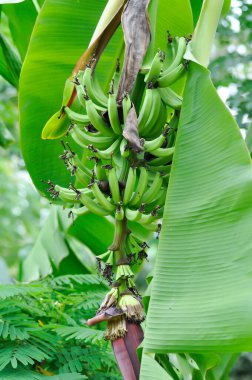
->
[18,0,252,379]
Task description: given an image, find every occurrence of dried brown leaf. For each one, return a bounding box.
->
[123,105,143,153]
[117,0,151,101]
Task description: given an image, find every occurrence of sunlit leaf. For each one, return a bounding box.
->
[141,63,252,358]
[19,0,123,196]
[140,354,174,380]
[190,0,231,26]
[155,0,193,52]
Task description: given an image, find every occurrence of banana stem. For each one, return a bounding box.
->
[110,217,130,261]
[89,0,125,46]
[190,0,224,67]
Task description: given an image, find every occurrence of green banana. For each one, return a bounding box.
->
[144,49,164,83]
[115,265,134,280]
[158,87,182,110]
[142,173,163,203]
[143,126,169,152]
[115,203,125,221]
[123,167,136,205]
[139,210,159,225]
[74,71,87,108]
[120,137,130,158]
[148,163,171,174]
[75,72,106,113]
[129,167,148,207]
[95,161,107,181]
[125,208,142,222]
[71,153,92,177]
[89,138,121,160]
[55,185,87,203]
[143,221,159,231]
[70,124,115,150]
[71,206,90,216]
[146,99,167,139]
[150,146,175,158]
[129,234,142,252]
[108,93,122,135]
[139,89,161,136]
[164,34,177,70]
[111,60,121,93]
[85,99,114,136]
[75,167,91,188]
[145,187,167,211]
[122,94,132,124]
[138,88,153,131]
[64,106,90,124]
[108,167,121,204]
[91,182,116,212]
[118,156,130,182]
[80,192,110,216]
[170,112,180,131]
[158,63,185,88]
[162,36,187,76]
[147,155,172,166]
[96,250,111,262]
[83,66,108,108]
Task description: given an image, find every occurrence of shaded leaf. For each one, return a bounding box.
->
[0,32,21,87]
[2,0,38,59]
[67,213,114,255]
[0,121,15,148]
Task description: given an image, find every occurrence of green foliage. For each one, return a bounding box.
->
[19,0,123,196]
[1,0,39,60]
[0,32,21,88]
[210,0,252,130]
[143,62,252,354]
[22,207,114,281]
[0,274,121,379]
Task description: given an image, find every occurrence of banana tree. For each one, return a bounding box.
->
[18,0,252,379]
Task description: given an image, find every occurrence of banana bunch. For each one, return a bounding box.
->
[44,36,188,340]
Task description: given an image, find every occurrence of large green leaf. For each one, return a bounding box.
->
[19,0,123,196]
[190,0,231,26]
[2,0,38,59]
[141,63,252,358]
[0,32,21,87]
[22,207,114,281]
[140,354,174,380]
[155,0,193,52]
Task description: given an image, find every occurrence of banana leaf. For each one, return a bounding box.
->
[141,61,252,365]
[190,0,231,26]
[19,0,124,196]
[2,0,38,60]
[0,32,21,88]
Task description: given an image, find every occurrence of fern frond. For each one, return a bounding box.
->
[50,275,107,289]
[0,284,47,300]
[0,342,49,370]
[53,325,103,344]
[0,368,87,379]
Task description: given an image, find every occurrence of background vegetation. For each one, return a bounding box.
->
[0,0,251,379]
